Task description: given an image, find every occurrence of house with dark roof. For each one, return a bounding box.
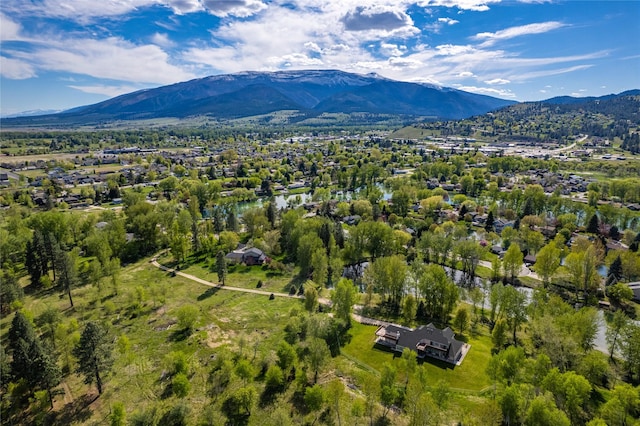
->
[225,246,267,266]
[375,323,468,365]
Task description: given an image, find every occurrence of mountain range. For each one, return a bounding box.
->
[1,70,516,127]
[2,70,637,129]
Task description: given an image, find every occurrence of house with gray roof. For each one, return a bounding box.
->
[375,323,468,365]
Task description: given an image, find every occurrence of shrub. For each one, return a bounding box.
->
[175,305,198,333]
[172,373,190,398]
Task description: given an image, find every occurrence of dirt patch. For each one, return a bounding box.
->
[203,322,235,348]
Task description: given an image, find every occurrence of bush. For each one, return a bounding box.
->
[166,351,189,375]
[175,305,199,333]
[172,373,190,398]
[160,402,190,426]
[110,402,126,426]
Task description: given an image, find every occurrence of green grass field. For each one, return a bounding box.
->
[342,322,493,393]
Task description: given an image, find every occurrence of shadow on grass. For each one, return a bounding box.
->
[46,394,96,425]
[372,343,456,370]
[197,287,220,301]
[259,384,284,408]
[168,328,191,342]
[418,356,456,370]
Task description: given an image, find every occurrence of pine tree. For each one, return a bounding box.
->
[8,311,36,352]
[55,248,77,308]
[31,339,61,408]
[213,206,225,233]
[608,255,623,285]
[587,214,600,234]
[216,251,227,286]
[485,210,495,232]
[226,207,238,232]
[25,230,49,286]
[266,198,277,228]
[74,321,113,395]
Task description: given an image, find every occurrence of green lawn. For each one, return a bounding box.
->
[342,322,493,392]
[174,258,299,294]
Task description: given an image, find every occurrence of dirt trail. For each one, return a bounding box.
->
[62,381,74,404]
[150,259,332,305]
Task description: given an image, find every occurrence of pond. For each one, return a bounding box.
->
[235,183,394,215]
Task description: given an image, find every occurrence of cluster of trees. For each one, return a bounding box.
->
[2,311,113,420]
[485,290,640,425]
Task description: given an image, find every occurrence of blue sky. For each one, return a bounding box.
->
[1,0,638,116]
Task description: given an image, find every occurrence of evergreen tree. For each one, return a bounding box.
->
[216,251,227,286]
[607,255,623,285]
[587,214,600,234]
[266,198,277,228]
[521,197,533,218]
[73,321,113,395]
[485,210,495,232]
[213,206,225,233]
[226,206,238,232]
[31,339,61,408]
[25,230,48,286]
[8,311,36,353]
[55,248,77,308]
[44,232,60,282]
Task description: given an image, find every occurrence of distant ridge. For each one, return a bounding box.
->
[1,70,516,127]
[542,89,640,105]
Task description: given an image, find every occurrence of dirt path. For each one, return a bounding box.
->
[62,381,74,404]
[150,259,331,305]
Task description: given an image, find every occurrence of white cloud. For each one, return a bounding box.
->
[380,43,407,57]
[435,44,474,56]
[8,37,195,84]
[268,53,323,68]
[167,0,203,14]
[418,0,501,12]
[0,13,22,40]
[1,0,157,23]
[151,33,176,48]
[201,0,267,17]
[457,71,475,78]
[68,84,142,97]
[438,17,459,25]
[506,64,593,81]
[484,78,510,85]
[342,5,414,32]
[474,21,566,46]
[455,85,516,98]
[388,57,423,68]
[0,56,37,79]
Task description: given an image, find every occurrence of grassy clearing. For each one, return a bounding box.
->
[342,322,493,392]
[1,257,305,425]
[178,260,298,294]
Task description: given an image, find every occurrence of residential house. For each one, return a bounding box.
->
[494,219,515,234]
[225,245,267,266]
[375,323,468,365]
